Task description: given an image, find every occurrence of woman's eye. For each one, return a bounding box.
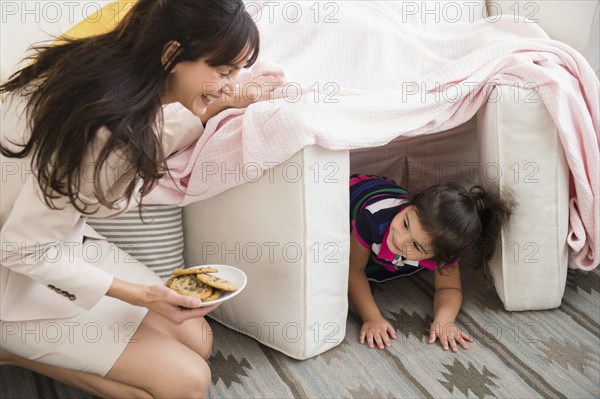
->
[219,72,231,78]
[403,220,408,229]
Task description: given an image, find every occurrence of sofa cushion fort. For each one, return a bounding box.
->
[477,86,570,310]
[1,0,590,364]
[183,146,350,359]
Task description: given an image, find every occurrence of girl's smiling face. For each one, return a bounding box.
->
[387,205,434,261]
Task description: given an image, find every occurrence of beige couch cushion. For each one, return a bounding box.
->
[488,1,599,77]
[183,146,350,359]
[477,86,570,310]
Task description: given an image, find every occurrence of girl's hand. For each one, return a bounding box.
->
[360,316,397,349]
[143,285,219,324]
[428,319,473,352]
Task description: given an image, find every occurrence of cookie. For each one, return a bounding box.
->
[171,266,219,276]
[202,289,223,303]
[195,273,237,292]
[167,275,213,300]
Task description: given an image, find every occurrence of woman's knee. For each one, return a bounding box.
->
[172,317,214,361]
[142,313,213,360]
[197,321,213,360]
[108,323,212,398]
[161,357,211,399]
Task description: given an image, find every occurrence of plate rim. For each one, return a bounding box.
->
[185,264,247,307]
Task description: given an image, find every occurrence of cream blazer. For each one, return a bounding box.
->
[0,97,204,321]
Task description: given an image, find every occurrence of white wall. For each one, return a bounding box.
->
[488,0,600,77]
[0,1,114,81]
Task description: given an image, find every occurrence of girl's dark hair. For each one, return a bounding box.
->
[408,183,514,270]
[0,0,259,214]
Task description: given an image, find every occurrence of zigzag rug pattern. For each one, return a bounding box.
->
[1,268,598,398]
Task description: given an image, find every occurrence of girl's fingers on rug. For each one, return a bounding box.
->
[456,335,470,350]
[459,330,474,342]
[440,335,449,351]
[381,332,392,348]
[428,329,437,344]
[359,330,374,348]
[448,337,458,352]
[369,335,377,349]
[363,332,373,348]
[387,325,397,340]
[374,334,386,350]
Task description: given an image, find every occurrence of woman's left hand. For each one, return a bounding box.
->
[428,319,473,352]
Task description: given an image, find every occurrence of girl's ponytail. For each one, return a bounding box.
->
[468,186,514,269]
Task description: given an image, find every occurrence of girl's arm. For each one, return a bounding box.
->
[348,230,397,349]
[428,266,473,352]
[432,266,463,321]
[348,231,378,321]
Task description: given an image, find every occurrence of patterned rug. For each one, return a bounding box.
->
[2,267,599,398]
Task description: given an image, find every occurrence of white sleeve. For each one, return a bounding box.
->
[0,175,114,311]
[160,104,205,157]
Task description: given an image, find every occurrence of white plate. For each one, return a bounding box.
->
[187,264,247,307]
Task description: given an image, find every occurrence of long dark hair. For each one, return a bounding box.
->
[408,183,514,270]
[0,0,259,214]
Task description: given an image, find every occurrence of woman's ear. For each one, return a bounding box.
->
[161,40,181,71]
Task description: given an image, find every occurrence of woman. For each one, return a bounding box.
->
[0,1,281,397]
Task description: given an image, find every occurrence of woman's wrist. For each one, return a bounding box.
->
[106,277,149,307]
[200,97,231,124]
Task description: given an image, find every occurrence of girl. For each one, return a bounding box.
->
[349,174,513,352]
[0,1,282,397]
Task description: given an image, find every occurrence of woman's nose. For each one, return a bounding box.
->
[221,79,235,95]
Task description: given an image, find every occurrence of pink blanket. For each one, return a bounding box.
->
[146,14,599,270]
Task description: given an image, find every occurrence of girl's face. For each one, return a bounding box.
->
[162,55,246,117]
[387,205,433,261]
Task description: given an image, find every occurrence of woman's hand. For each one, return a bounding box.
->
[360,316,397,349]
[107,278,218,324]
[428,319,473,352]
[143,285,219,324]
[230,75,286,107]
[201,74,286,123]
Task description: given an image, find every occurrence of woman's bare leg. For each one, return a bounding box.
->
[0,347,152,399]
[0,312,213,399]
[105,316,212,398]
[141,311,214,360]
